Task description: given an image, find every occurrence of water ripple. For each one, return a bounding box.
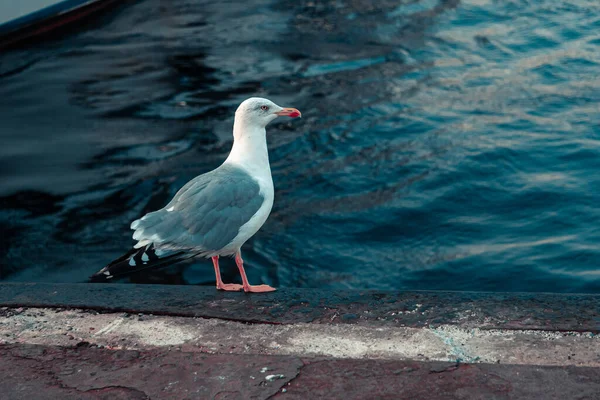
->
[1,0,600,293]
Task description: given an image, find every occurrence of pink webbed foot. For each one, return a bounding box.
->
[234,251,277,294]
[243,284,276,293]
[217,283,244,292]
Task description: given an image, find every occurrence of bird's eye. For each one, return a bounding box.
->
[260,105,269,111]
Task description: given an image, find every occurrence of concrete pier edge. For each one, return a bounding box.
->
[1,282,600,331]
[1,283,599,399]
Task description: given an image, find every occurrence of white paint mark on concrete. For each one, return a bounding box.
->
[95,318,124,335]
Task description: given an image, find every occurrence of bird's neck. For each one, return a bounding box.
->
[225,124,271,179]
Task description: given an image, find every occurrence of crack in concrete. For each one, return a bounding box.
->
[265,359,307,400]
[79,385,150,398]
[428,362,461,374]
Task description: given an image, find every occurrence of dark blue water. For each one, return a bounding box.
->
[1,0,600,292]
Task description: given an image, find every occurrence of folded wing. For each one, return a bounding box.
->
[90,164,264,281]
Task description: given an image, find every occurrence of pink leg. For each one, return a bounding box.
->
[212,256,243,291]
[235,251,276,293]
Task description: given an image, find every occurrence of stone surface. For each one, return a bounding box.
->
[0,343,302,400]
[1,283,600,332]
[274,359,600,400]
[1,343,600,400]
[1,283,600,399]
[1,308,599,366]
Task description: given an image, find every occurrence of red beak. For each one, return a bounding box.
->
[276,107,301,118]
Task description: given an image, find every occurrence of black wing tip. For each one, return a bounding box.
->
[88,247,139,283]
[90,245,189,283]
[88,269,114,283]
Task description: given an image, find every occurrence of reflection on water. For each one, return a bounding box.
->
[1,0,600,292]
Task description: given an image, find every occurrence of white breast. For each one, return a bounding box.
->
[219,168,274,255]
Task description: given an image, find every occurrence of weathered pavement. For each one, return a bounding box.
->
[3,342,600,400]
[1,283,599,399]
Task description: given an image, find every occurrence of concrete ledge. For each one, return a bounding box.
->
[1,283,599,399]
[1,283,600,331]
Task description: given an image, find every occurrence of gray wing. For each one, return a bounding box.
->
[131,164,264,253]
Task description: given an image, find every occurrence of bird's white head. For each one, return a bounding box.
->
[234,97,301,129]
[228,97,301,169]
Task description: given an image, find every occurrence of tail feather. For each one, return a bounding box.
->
[90,244,190,282]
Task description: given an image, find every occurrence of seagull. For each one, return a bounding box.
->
[90,97,301,292]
